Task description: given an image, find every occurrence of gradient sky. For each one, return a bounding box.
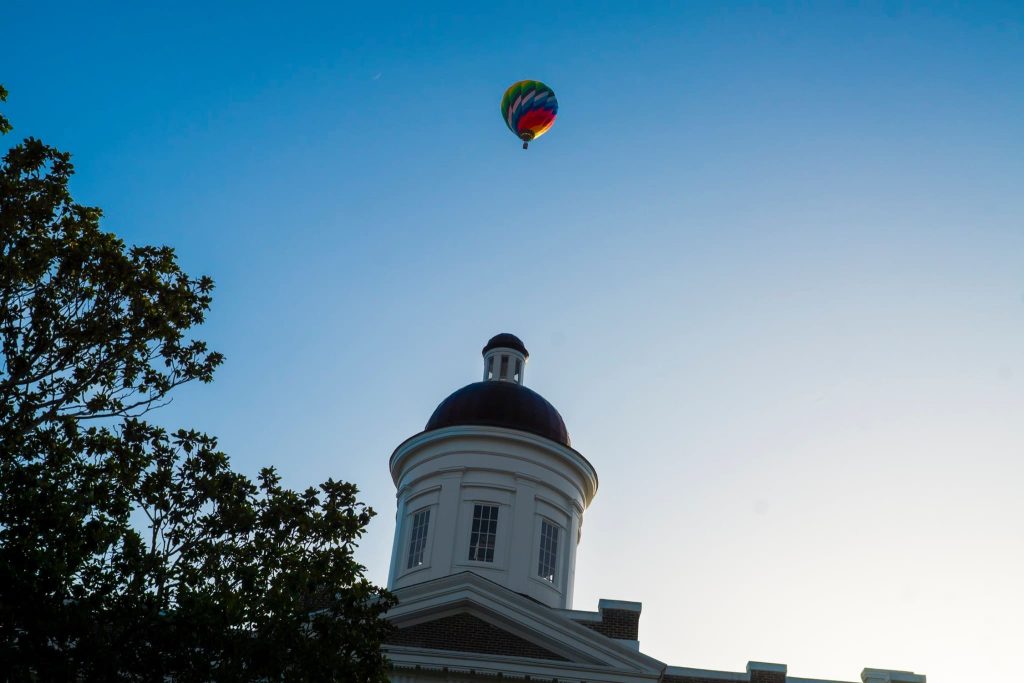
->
[5,2,1024,680]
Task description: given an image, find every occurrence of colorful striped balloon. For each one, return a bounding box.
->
[500,80,558,150]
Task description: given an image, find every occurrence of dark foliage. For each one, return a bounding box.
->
[0,86,395,681]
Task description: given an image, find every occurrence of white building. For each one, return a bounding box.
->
[382,334,925,683]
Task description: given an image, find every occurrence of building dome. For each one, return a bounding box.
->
[388,333,594,610]
[425,381,570,447]
[482,333,529,358]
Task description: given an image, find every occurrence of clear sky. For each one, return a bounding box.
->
[5,2,1024,680]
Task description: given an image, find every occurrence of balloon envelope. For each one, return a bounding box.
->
[501,80,558,147]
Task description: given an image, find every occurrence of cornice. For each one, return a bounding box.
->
[390,426,599,504]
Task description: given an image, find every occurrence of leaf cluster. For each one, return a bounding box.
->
[0,89,394,680]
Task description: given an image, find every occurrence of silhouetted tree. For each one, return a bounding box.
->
[0,85,394,681]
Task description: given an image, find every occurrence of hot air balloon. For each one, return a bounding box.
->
[501,80,558,150]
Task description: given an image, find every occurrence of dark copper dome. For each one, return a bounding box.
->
[425,380,569,447]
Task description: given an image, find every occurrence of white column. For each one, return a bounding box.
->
[434,471,464,577]
[508,478,537,595]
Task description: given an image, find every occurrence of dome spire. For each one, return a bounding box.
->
[482,333,528,385]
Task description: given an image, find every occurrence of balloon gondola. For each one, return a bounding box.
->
[500,80,558,150]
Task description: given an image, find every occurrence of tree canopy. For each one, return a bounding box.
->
[0,85,395,681]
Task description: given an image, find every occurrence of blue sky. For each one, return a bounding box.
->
[5,2,1024,680]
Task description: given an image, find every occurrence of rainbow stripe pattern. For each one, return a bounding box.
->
[500,80,558,149]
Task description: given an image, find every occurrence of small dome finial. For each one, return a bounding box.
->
[481,333,528,385]
[482,333,528,358]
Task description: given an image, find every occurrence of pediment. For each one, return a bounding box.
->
[384,572,664,679]
[387,612,568,661]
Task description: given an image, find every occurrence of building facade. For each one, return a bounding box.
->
[382,334,925,683]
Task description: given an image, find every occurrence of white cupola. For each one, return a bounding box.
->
[386,334,598,609]
[481,332,528,384]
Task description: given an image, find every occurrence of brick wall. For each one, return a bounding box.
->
[749,670,786,683]
[573,606,641,641]
[386,612,568,661]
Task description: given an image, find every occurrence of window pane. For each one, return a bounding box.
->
[406,509,431,569]
[537,519,559,583]
[468,504,499,562]
[500,355,509,379]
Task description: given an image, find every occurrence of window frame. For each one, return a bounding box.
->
[398,503,435,577]
[529,515,566,592]
[536,517,560,583]
[405,507,431,570]
[466,503,500,563]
